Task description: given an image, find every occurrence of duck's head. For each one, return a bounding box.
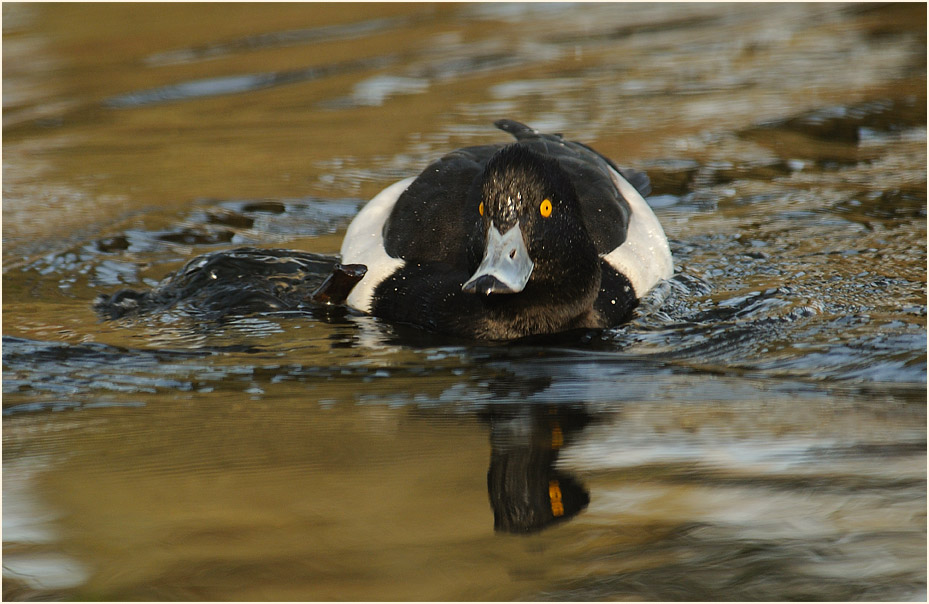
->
[463,144,600,308]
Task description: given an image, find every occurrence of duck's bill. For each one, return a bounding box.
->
[462,223,534,295]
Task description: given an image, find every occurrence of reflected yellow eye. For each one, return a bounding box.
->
[540,199,553,218]
[479,202,484,216]
[549,480,564,517]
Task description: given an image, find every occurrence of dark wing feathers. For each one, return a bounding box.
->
[617,167,651,197]
[383,148,489,265]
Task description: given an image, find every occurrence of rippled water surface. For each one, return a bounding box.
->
[3,3,926,601]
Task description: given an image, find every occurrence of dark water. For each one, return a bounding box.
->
[3,3,926,601]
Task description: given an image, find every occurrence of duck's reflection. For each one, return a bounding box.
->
[482,405,592,534]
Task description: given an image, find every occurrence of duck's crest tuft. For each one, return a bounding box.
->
[495,119,559,142]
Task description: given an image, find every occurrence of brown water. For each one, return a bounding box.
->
[2,3,926,601]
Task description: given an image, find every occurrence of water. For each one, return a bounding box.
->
[3,3,926,601]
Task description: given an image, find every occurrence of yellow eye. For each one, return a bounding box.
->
[540,199,553,218]
[479,202,484,216]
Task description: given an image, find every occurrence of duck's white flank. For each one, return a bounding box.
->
[340,176,414,313]
[602,167,674,297]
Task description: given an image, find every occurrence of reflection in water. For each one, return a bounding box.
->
[484,405,592,534]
